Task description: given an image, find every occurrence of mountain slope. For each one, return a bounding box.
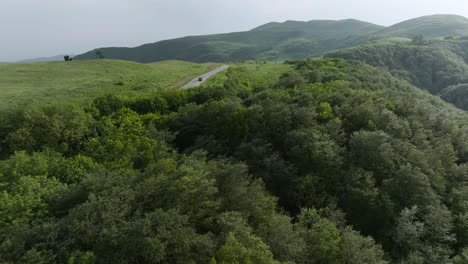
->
[74,19,383,63]
[251,19,383,35]
[326,38,468,110]
[74,15,468,64]
[375,14,468,38]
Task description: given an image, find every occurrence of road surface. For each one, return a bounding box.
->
[180,65,229,89]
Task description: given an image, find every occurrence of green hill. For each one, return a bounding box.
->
[74,15,468,63]
[375,14,468,38]
[326,38,468,110]
[250,19,383,35]
[0,60,219,110]
[74,19,383,63]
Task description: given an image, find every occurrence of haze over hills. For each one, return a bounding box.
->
[16,54,76,63]
[74,14,468,63]
[75,19,382,63]
[376,14,468,38]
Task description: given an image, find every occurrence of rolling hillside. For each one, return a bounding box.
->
[74,15,468,63]
[74,19,383,63]
[326,38,468,110]
[0,60,219,110]
[375,14,468,38]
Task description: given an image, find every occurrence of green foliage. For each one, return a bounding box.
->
[6,104,94,155]
[376,14,468,38]
[73,15,468,66]
[215,232,278,264]
[0,175,65,228]
[298,209,344,264]
[0,58,466,264]
[341,227,388,264]
[316,102,337,122]
[84,108,158,169]
[326,38,468,110]
[278,72,307,88]
[411,35,426,45]
[67,251,96,264]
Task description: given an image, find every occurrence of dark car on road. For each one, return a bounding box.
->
[198,77,203,81]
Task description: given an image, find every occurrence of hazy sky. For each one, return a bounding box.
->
[2,0,468,61]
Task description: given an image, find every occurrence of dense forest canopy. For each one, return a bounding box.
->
[0,59,467,263]
[326,38,468,111]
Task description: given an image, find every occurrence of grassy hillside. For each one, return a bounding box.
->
[0,60,219,110]
[326,38,468,110]
[375,14,468,38]
[206,61,293,87]
[74,15,468,64]
[74,19,382,63]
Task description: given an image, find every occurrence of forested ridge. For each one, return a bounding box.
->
[326,38,468,111]
[0,59,467,263]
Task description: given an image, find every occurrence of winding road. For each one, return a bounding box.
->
[180,65,229,89]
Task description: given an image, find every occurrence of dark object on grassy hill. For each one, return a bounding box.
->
[64,55,71,61]
[95,50,105,59]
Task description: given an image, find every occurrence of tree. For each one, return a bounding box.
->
[84,108,158,169]
[95,50,104,59]
[341,227,388,264]
[215,212,280,264]
[411,35,426,45]
[298,208,344,264]
[6,104,95,155]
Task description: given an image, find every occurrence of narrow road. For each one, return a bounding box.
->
[180,65,229,89]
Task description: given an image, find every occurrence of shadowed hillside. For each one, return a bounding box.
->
[74,19,383,62]
[326,38,468,110]
[74,15,468,63]
[375,14,468,38]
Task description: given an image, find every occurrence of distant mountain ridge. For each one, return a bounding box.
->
[251,19,384,35]
[376,14,468,37]
[74,14,468,63]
